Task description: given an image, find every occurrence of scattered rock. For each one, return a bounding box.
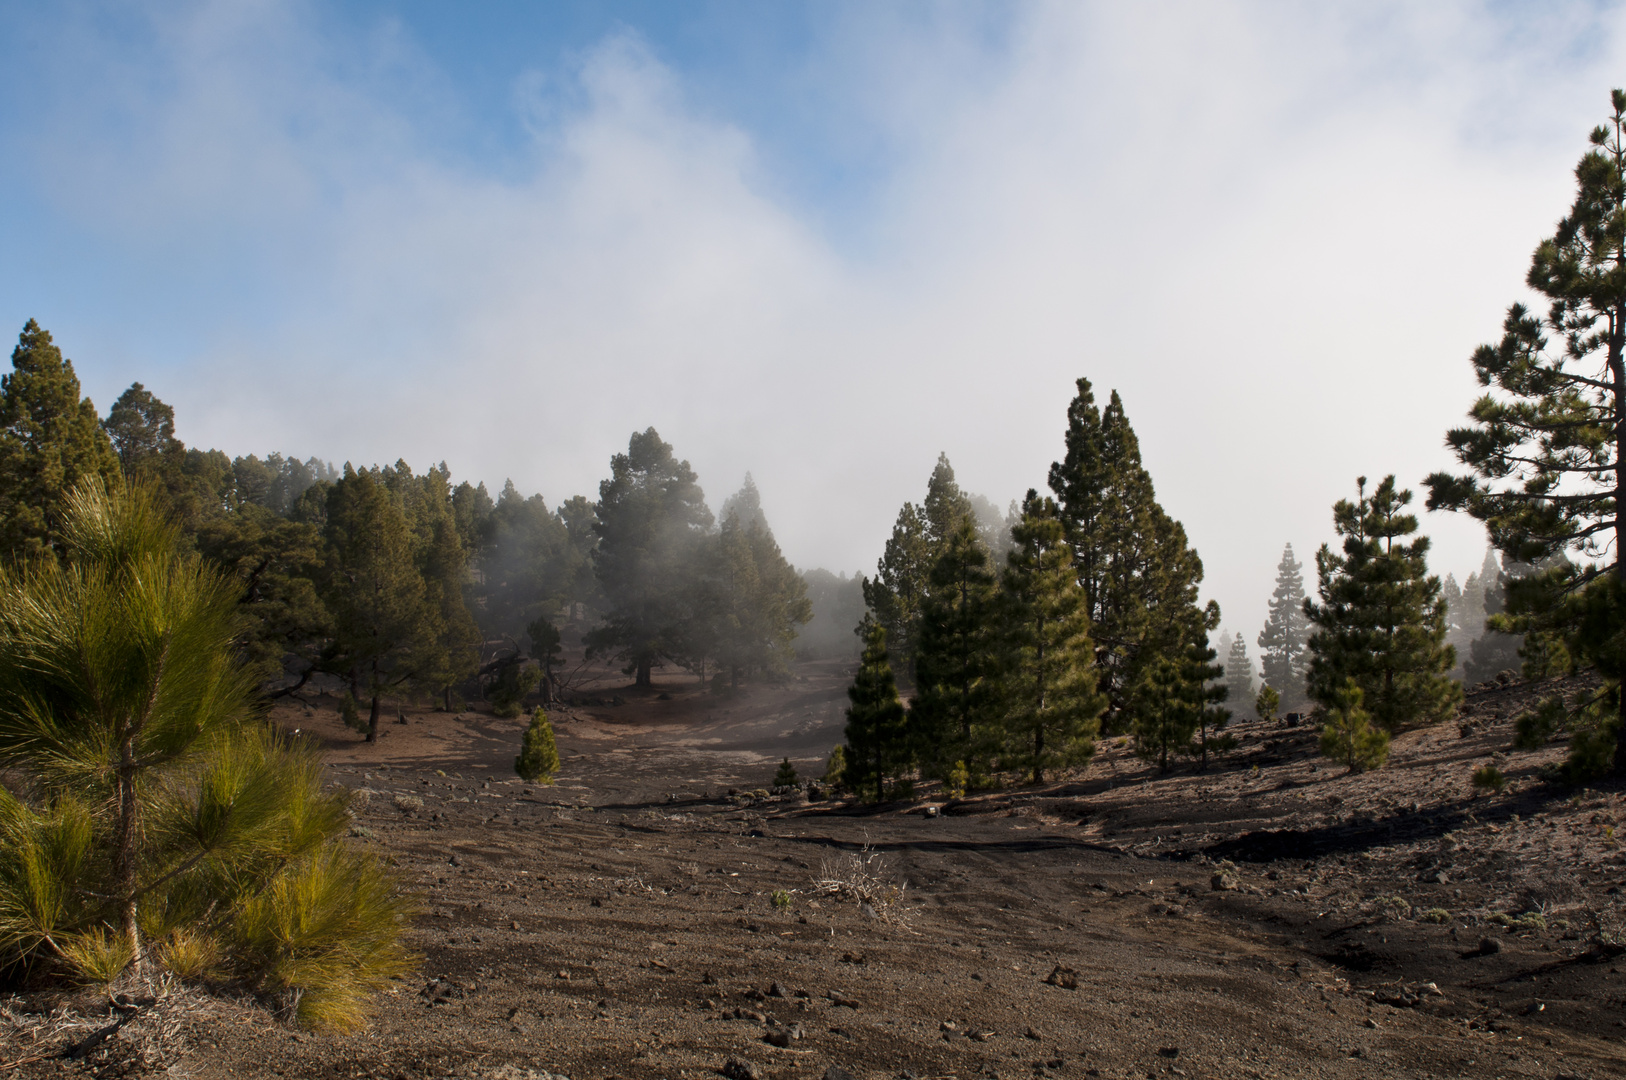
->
[722,1059,765,1080]
[1025,1025,1042,1040]
[487,1068,569,1080]
[827,992,860,1009]
[1211,872,1239,892]
[767,982,788,998]
[419,977,470,1006]
[1157,1047,1180,1059]
[1044,965,1079,990]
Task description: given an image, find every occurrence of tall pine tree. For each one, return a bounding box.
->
[1048,379,1211,725]
[322,466,435,741]
[863,453,975,678]
[588,429,713,686]
[844,617,909,803]
[1305,476,1461,732]
[1224,634,1253,711]
[996,493,1106,784]
[1426,90,1626,774]
[707,486,812,688]
[0,321,121,558]
[1257,543,1312,711]
[910,517,1000,779]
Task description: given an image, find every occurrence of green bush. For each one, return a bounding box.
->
[0,483,413,1031]
[770,889,792,910]
[1419,908,1452,924]
[1472,765,1507,793]
[514,708,560,783]
[946,760,969,799]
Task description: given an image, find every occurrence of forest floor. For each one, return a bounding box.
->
[5,657,1626,1080]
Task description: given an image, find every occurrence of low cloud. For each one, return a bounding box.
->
[4,1,1624,637]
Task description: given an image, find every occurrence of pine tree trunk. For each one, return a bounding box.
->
[636,657,652,687]
[115,737,143,973]
[444,686,452,712]
[367,659,381,743]
[1613,300,1626,778]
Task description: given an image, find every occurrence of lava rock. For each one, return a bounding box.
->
[722,1059,765,1080]
[1044,965,1079,990]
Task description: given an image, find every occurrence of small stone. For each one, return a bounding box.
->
[1364,1019,1378,1028]
[722,1059,765,1080]
[1044,965,1079,990]
[1211,872,1239,892]
[828,992,860,1009]
[823,1069,857,1080]
[1025,1026,1043,1041]
[1158,1047,1180,1059]
[1478,937,1501,956]
[764,1028,794,1048]
[768,982,788,998]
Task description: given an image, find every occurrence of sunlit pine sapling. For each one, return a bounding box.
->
[515,707,560,783]
[0,482,413,1031]
[1318,679,1390,773]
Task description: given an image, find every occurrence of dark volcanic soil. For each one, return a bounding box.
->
[5,659,1626,1080]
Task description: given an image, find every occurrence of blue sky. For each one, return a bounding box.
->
[0,1,1623,646]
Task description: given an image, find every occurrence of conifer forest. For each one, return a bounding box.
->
[5,37,1626,1080]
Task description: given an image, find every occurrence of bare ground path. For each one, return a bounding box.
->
[5,661,1624,1079]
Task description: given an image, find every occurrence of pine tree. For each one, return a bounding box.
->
[706,484,811,688]
[910,518,1000,779]
[862,502,930,673]
[1318,679,1390,772]
[1256,543,1312,711]
[843,617,909,803]
[0,483,411,1026]
[1048,379,1211,724]
[588,429,713,685]
[1129,622,1229,773]
[515,707,560,783]
[1305,476,1462,732]
[1463,547,1527,683]
[0,321,121,558]
[1224,634,1253,710]
[1426,90,1626,774]
[862,453,973,677]
[822,744,847,789]
[384,462,481,708]
[322,466,435,741]
[773,758,798,787]
[103,382,179,473]
[996,493,1106,784]
[527,616,564,701]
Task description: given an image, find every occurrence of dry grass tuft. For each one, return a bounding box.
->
[810,846,914,926]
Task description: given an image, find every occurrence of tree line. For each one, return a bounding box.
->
[0,329,813,738]
[835,90,1626,795]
